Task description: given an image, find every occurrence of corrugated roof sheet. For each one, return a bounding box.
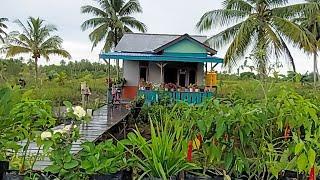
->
[114,33,207,53]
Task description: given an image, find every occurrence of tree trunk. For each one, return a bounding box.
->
[35,57,38,83]
[313,51,317,88]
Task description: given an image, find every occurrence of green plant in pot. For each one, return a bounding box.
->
[79,140,130,179]
[42,124,83,179]
[124,119,195,180]
[6,100,55,178]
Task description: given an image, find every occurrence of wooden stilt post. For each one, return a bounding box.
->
[107,58,111,105]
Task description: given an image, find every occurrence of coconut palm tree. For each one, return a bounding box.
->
[197,0,316,75]
[81,0,147,80]
[0,18,8,43]
[2,17,71,81]
[293,0,320,86]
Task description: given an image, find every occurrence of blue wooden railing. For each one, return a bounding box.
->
[138,90,214,104]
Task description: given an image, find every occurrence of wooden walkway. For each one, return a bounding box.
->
[19,105,130,171]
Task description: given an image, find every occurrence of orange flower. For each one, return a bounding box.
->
[309,165,315,180]
[187,140,193,162]
[284,125,291,141]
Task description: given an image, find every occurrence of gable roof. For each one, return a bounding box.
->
[154,34,217,55]
[114,33,209,53]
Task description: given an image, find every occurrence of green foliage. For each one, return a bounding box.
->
[43,125,82,179]
[79,140,128,175]
[240,72,256,79]
[9,100,56,173]
[0,86,21,161]
[124,119,195,179]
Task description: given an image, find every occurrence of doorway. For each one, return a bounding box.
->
[189,69,196,85]
[164,68,177,84]
[178,69,187,87]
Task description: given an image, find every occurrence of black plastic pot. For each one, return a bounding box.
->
[142,176,177,180]
[0,161,9,180]
[185,172,224,180]
[3,171,48,180]
[278,170,306,180]
[90,171,124,180]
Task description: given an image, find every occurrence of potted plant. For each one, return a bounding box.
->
[5,100,56,178]
[145,82,152,90]
[164,84,169,91]
[79,140,130,180]
[194,85,200,92]
[189,84,194,92]
[139,80,146,90]
[123,119,195,179]
[42,124,83,179]
[167,83,176,91]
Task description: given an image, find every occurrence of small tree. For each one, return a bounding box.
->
[2,17,71,82]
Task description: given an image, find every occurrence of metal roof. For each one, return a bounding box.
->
[114,33,208,53]
[100,52,224,63]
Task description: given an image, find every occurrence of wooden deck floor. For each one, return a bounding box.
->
[20,105,130,171]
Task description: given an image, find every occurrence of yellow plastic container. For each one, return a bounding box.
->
[205,71,217,87]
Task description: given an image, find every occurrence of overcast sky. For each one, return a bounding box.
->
[1,0,315,74]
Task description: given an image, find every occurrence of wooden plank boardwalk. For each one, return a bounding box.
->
[19,105,130,171]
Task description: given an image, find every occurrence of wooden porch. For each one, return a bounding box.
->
[20,105,130,171]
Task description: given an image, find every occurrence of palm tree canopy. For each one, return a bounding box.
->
[0,18,8,43]
[293,0,320,51]
[2,17,71,61]
[81,0,147,51]
[197,0,319,71]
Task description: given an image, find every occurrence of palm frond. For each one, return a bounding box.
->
[279,35,296,72]
[14,19,31,38]
[5,45,31,58]
[196,9,248,32]
[206,21,244,49]
[272,16,316,52]
[81,5,107,17]
[121,16,147,32]
[40,36,64,50]
[272,3,318,19]
[103,31,115,52]
[88,24,109,50]
[81,18,110,31]
[119,0,143,16]
[43,49,71,60]
[224,17,259,67]
[266,0,289,8]
[222,0,253,13]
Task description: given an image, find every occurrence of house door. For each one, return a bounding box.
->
[189,69,196,85]
[164,68,177,84]
[178,69,187,87]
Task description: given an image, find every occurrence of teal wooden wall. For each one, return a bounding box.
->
[164,39,207,54]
